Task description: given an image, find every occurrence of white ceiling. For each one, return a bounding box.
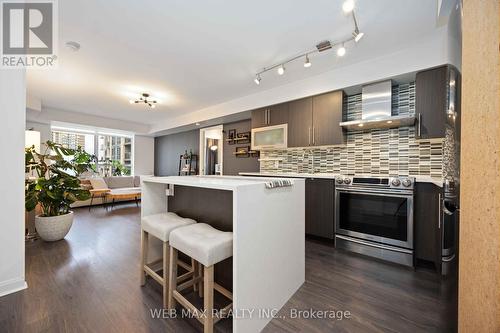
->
[27,0,440,128]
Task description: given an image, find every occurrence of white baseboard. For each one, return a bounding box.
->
[0,277,27,297]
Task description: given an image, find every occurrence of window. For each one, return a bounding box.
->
[51,130,95,154]
[97,134,132,176]
[51,126,134,176]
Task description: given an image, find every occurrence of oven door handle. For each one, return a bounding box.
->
[335,188,414,198]
[336,235,413,254]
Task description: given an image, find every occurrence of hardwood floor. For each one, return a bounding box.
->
[0,204,456,332]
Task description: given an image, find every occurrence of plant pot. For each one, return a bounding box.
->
[35,211,74,242]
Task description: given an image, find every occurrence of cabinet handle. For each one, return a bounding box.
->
[308,127,311,146]
[417,113,422,138]
[438,193,442,229]
[267,109,271,125]
[312,126,315,145]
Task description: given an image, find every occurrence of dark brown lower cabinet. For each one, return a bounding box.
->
[305,178,335,239]
[414,183,442,270]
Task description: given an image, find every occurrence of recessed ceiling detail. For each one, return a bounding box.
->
[254,0,364,85]
[129,93,158,109]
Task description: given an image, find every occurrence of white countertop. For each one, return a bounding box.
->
[142,175,299,191]
[239,172,444,187]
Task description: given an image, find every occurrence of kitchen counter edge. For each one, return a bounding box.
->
[239,172,443,187]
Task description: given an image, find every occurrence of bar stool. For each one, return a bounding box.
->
[168,223,233,333]
[140,212,197,308]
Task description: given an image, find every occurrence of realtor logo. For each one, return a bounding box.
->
[1,0,58,68]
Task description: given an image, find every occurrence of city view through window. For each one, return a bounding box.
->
[51,129,133,176]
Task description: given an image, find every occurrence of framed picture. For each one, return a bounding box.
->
[227,129,236,144]
[236,131,251,144]
[234,146,249,157]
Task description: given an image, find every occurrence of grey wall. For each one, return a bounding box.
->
[154,129,199,176]
[223,120,259,175]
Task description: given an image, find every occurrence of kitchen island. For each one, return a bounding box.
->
[141,176,305,333]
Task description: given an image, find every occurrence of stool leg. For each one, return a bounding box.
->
[198,262,203,298]
[140,230,148,286]
[162,241,169,308]
[193,259,198,292]
[204,265,214,333]
[168,247,178,310]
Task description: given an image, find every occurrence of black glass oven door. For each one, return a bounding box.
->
[336,190,413,249]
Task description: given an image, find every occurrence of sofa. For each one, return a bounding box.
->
[72,176,143,208]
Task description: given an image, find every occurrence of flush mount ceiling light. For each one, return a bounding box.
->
[129,93,157,109]
[253,0,364,85]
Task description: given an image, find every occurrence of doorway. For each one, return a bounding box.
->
[199,125,223,175]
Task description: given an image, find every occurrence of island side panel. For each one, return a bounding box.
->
[233,180,305,333]
[141,180,168,218]
[167,185,233,290]
[141,180,168,262]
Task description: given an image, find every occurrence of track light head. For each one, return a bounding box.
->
[277,65,285,75]
[353,30,364,42]
[337,44,346,57]
[342,0,355,13]
[304,55,311,68]
[254,74,261,85]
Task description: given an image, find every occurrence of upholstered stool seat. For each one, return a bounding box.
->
[169,223,233,267]
[168,223,233,333]
[140,212,197,308]
[142,212,196,242]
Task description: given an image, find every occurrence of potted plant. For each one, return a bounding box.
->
[111,160,130,176]
[25,141,92,241]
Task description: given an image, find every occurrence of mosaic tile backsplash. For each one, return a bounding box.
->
[260,82,445,179]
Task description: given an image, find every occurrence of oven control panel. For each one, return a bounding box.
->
[336,176,415,190]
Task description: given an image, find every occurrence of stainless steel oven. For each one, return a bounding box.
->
[335,176,415,266]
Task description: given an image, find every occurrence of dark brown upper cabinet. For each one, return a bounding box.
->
[415,66,447,139]
[287,91,344,148]
[288,97,313,148]
[251,107,267,129]
[251,90,344,147]
[312,90,344,146]
[267,103,289,126]
[251,103,289,128]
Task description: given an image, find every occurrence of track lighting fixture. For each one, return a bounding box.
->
[253,1,363,84]
[353,30,364,42]
[304,55,311,68]
[337,44,346,57]
[342,0,355,13]
[254,74,261,85]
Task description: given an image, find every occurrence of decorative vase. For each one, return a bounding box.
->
[35,211,74,242]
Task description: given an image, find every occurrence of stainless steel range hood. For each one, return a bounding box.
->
[340,80,416,130]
